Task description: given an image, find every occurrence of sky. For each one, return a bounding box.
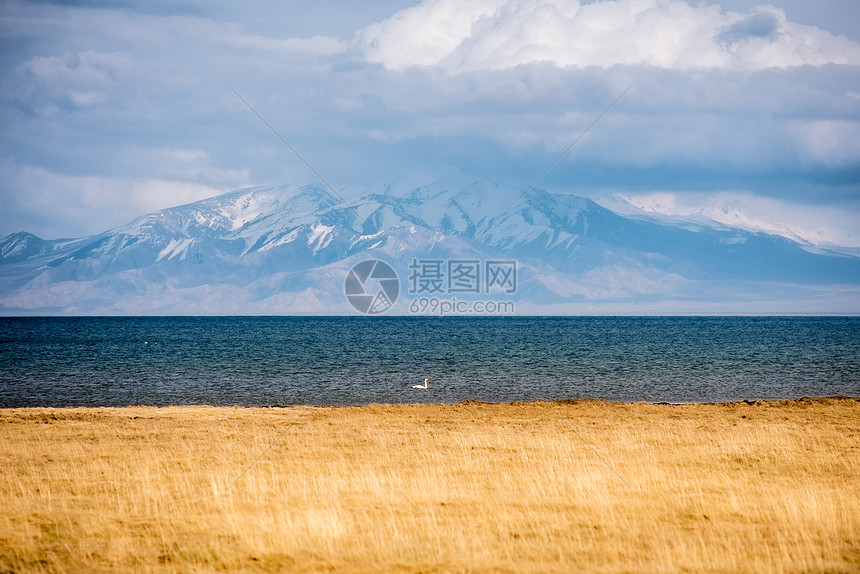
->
[1,0,859,246]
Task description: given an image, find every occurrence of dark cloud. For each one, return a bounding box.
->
[713,0,860,42]
[717,12,780,45]
[18,0,210,17]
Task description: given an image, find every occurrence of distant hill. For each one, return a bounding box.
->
[1,181,858,314]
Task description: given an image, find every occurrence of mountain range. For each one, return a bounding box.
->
[1,181,859,314]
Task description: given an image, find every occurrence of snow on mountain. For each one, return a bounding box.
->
[600,192,860,253]
[1,181,859,314]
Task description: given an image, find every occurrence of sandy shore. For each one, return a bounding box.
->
[1,398,858,572]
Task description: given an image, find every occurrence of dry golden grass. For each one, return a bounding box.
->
[1,398,858,573]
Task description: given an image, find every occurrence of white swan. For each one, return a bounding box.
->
[412,377,429,389]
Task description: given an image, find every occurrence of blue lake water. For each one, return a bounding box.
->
[0,316,858,407]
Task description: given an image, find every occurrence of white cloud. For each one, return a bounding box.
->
[355,0,860,72]
[356,0,508,69]
[795,120,860,168]
[130,147,251,185]
[0,159,228,239]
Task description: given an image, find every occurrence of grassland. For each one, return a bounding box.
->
[1,398,858,573]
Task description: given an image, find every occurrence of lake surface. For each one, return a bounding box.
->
[0,316,858,407]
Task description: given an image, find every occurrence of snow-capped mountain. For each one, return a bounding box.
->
[1,181,859,314]
[597,193,860,254]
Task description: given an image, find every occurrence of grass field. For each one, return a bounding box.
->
[1,398,858,573]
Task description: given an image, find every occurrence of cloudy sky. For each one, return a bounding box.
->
[1,0,859,245]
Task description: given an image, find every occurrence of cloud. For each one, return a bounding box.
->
[355,0,860,72]
[1,0,858,244]
[301,63,860,195]
[5,50,136,115]
[224,33,347,55]
[796,120,860,168]
[0,158,238,239]
[124,147,251,185]
[717,10,779,44]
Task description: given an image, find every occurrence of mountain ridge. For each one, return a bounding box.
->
[1,181,859,314]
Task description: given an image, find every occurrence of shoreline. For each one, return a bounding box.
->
[3,394,857,410]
